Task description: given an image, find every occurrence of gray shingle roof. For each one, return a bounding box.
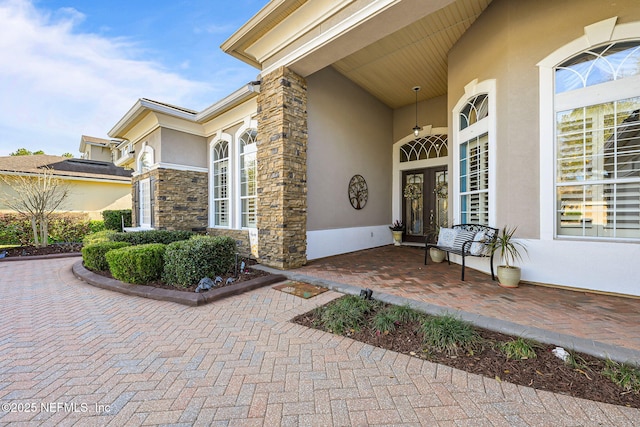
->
[0,155,132,182]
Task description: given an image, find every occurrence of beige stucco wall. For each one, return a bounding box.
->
[306,66,392,230]
[160,128,208,168]
[392,95,448,143]
[0,178,131,220]
[448,0,640,239]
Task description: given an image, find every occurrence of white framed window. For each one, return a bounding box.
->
[212,139,230,227]
[139,178,152,228]
[239,128,257,228]
[453,81,496,227]
[554,41,640,240]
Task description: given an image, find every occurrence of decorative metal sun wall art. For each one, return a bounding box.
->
[348,174,368,210]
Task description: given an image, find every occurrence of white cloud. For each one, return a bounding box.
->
[0,0,216,156]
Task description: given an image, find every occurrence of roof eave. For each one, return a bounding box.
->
[108,99,197,139]
[196,83,260,122]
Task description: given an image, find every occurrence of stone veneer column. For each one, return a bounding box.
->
[256,67,307,269]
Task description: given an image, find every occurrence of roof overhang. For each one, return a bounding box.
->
[108,84,260,140]
[222,0,491,109]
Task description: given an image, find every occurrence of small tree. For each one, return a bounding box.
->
[10,148,45,156]
[0,168,70,247]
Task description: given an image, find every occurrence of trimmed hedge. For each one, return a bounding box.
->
[106,243,166,285]
[82,241,131,272]
[102,209,132,231]
[111,230,194,246]
[163,236,236,288]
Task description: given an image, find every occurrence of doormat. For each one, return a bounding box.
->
[272,281,328,299]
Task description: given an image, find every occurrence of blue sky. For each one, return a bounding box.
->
[0,0,268,156]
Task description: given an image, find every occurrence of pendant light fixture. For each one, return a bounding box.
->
[412,86,421,137]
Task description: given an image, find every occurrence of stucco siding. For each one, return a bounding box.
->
[159,128,207,168]
[448,0,640,239]
[306,66,393,232]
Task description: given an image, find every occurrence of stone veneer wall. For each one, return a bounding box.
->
[132,168,208,231]
[156,168,208,230]
[256,67,308,269]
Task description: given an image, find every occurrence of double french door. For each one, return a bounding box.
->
[402,166,448,243]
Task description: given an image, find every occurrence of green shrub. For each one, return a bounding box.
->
[83,230,116,246]
[102,209,132,231]
[1,213,101,245]
[319,295,380,335]
[0,213,36,245]
[162,235,236,288]
[111,229,194,245]
[420,314,480,355]
[82,241,131,271]
[48,214,93,243]
[88,220,105,234]
[106,243,166,285]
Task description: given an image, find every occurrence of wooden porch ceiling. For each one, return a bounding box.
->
[332,0,492,109]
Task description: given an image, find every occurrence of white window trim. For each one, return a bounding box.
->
[136,143,154,174]
[452,79,497,226]
[236,120,258,230]
[537,16,640,240]
[139,177,152,229]
[209,132,233,229]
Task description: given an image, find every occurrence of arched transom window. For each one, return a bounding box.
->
[400,135,448,162]
[555,40,640,240]
[459,94,490,225]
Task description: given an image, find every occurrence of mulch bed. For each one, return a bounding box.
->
[292,298,640,409]
[2,243,82,257]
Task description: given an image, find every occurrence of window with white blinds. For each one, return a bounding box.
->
[239,129,258,228]
[459,94,490,225]
[460,133,489,225]
[139,178,152,228]
[555,41,640,240]
[212,140,229,227]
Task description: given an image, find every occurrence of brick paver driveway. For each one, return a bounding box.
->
[1,258,638,426]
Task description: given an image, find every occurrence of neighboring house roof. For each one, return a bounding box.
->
[0,155,132,182]
[79,135,112,151]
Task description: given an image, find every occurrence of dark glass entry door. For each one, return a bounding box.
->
[402,166,448,243]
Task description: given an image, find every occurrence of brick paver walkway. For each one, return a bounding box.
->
[296,246,640,355]
[1,257,639,425]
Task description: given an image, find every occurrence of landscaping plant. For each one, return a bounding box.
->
[162,235,236,288]
[319,295,380,335]
[420,314,480,354]
[105,243,166,285]
[499,337,538,360]
[82,241,131,272]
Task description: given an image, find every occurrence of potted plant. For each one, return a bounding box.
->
[489,226,528,288]
[389,220,404,246]
[426,225,445,263]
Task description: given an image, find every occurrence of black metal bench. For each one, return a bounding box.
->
[424,224,499,281]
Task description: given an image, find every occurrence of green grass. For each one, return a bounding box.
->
[420,314,480,354]
[499,338,538,360]
[602,359,640,393]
